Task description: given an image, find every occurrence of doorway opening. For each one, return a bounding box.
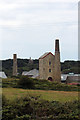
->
[48,77,52,81]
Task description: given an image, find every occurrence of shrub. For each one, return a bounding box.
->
[2,95,80,120]
[14,114,31,120]
[2,95,8,107]
[17,76,34,89]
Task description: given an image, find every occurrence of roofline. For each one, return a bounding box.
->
[39,52,54,59]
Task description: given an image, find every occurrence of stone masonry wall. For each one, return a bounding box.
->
[39,53,55,80]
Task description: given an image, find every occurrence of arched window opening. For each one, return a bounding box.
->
[48,77,52,81]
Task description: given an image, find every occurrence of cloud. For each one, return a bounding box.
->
[0,0,78,60]
[0,0,78,4]
[0,0,78,28]
[0,20,22,27]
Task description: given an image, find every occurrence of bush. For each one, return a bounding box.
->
[14,114,31,120]
[17,76,34,89]
[2,95,80,120]
[2,95,8,107]
[2,78,18,88]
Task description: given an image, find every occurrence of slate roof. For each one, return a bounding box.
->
[61,74,68,81]
[22,69,39,78]
[66,76,80,83]
[39,52,54,59]
[61,74,80,81]
[0,72,7,78]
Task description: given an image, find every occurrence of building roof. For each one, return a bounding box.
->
[61,74,80,81]
[0,72,7,78]
[39,52,54,59]
[61,74,68,81]
[66,76,80,82]
[22,69,39,78]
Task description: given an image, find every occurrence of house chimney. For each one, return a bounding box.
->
[13,54,17,76]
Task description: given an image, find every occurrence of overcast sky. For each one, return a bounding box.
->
[0,0,79,61]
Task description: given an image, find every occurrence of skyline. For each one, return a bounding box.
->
[0,0,79,61]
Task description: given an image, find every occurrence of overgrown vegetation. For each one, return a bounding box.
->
[61,61,80,72]
[2,76,80,119]
[2,95,80,120]
[2,59,80,120]
[2,77,80,91]
[2,59,80,77]
[17,76,34,89]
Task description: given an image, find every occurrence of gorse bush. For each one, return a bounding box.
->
[2,95,8,106]
[2,78,18,88]
[2,95,80,120]
[2,77,79,91]
[17,76,34,89]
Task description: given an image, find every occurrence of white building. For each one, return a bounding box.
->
[0,72,7,79]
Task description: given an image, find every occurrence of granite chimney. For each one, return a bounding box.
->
[13,54,17,76]
[54,39,61,82]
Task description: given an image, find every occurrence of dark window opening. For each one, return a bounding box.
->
[43,68,45,70]
[49,61,51,65]
[49,69,51,72]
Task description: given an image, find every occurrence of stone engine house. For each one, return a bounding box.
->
[39,39,61,82]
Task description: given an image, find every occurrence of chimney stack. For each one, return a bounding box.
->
[13,54,17,76]
[55,39,59,52]
[54,39,61,82]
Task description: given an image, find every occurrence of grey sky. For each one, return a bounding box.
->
[0,0,78,61]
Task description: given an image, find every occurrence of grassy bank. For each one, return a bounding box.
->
[3,88,78,102]
[2,77,80,120]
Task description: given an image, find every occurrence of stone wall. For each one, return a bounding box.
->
[39,53,55,80]
[39,39,61,82]
[54,51,61,82]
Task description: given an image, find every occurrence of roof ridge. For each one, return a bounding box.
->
[39,52,54,59]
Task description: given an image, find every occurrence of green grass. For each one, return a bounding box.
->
[2,88,78,103]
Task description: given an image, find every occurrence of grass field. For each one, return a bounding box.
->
[2,88,78,103]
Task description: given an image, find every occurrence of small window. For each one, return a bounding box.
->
[49,61,51,65]
[43,68,45,70]
[49,69,51,72]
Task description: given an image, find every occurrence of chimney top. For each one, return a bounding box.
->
[13,54,17,59]
[55,39,59,52]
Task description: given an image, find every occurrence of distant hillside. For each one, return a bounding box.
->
[2,59,39,76]
[2,59,80,77]
[61,60,80,74]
